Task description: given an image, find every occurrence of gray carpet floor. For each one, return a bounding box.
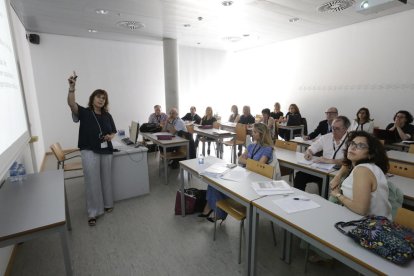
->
[10,150,356,276]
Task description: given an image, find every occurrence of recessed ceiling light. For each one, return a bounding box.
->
[95,9,109,15]
[360,0,369,9]
[222,1,234,6]
[243,34,250,37]
[198,16,203,21]
[88,29,97,33]
[289,17,300,23]
[222,36,242,43]
[117,21,145,30]
[183,24,191,27]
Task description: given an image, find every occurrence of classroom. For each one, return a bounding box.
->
[1,0,414,275]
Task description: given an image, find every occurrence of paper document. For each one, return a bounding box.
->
[296,153,335,171]
[200,163,229,178]
[153,132,173,136]
[220,166,249,182]
[252,180,294,196]
[311,163,335,171]
[273,195,320,214]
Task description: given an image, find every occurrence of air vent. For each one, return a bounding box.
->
[117,21,145,30]
[222,36,242,43]
[318,0,355,12]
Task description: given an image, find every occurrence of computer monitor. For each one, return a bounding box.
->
[129,121,140,144]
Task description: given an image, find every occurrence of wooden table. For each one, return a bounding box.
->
[0,170,72,275]
[277,124,304,140]
[141,132,189,185]
[387,150,414,165]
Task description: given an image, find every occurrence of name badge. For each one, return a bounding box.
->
[101,141,108,148]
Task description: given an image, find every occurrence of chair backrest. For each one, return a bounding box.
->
[213,121,220,129]
[246,159,274,179]
[301,117,308,135]
[269,149,281,180]
[388,161,414,179]
[186,124,194,134]
[274,140,297,151]
[235,123,247,142]
[409,144,414,154]
[394,208,414,230]
[50,143,65,162]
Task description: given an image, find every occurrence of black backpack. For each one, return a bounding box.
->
[140,123,162,133]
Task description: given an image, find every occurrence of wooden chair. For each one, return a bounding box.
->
[394,208,414,230]
[186,124,194,134]
[223,123,247,163]
[409,144,414,154]
[50,143,83,180]
[214,159,276,264]
[388,161,414,179]
[274,140,297,182]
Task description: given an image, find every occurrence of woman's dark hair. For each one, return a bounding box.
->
[393,110,413,124]
[88,89,109,112]
[289,104,300,114]
[356,107,371,122]
[342,131,389,173]
[262,108,270,116]
[231,105,238,115]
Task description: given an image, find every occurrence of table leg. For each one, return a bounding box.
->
[64,187,72,231]
[163,147,168,185]
[321,176,328,198]
[233,139,237,164]
[246,204,253,275]
[250,206,259,276]
[59,227,73,276]
[180,167,186,217]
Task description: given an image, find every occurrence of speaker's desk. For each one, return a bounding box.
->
[112,140,150,201]
[0,170,72,275]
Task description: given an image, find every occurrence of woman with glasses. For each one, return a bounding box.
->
[67,72,117,226]
[349,107,374,133]
[198,123,273,222]
[385,110,414,142]
[330,131,391,219]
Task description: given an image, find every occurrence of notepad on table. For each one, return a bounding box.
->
[273,195,320,214]
[200,163,229,178]
[251,180,294,196]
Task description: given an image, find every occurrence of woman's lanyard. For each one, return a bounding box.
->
[250,144,261,160]
[357,122,365,131]
[156,115,161,123]
[91,110,103,138]
[332,137,346,159]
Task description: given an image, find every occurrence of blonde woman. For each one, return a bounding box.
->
[195,106,217,155]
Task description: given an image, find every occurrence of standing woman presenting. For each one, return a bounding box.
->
[67,72,117,226]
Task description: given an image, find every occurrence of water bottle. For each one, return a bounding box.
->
[198,154,204,165]
[9,162,19,182]
[17,164,26,182]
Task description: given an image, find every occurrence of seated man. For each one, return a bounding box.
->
[163,108,187,168]
[148,104,168,125]
[304,107,338,140]
[294,116,350,193]
[181,106,201,124]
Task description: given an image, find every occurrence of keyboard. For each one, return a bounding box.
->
[121,138,134,145]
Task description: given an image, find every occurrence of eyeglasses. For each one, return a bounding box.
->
[396,115,406,119]
[325,112,337,114]
[332,126,344,131]
[348,141,369,150]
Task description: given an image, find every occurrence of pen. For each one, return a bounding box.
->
[293,197,310,201]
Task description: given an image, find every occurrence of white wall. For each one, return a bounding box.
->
[28,34,165,150]
[227,9,414,131]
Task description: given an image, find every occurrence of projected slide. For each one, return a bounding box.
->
[0,0,28,154]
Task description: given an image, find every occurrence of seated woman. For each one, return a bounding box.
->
[279,103,302,140]
[330,131,391,219]
[349,107,374,133]
[385,110,414,142]
[199,123,273,221]
[195,106,217,155]
[228,105,240,123]
[259,108,275,140]
[270,102,283,121]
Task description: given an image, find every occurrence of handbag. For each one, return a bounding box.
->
[174,188,207,215]
[335,215,414,265]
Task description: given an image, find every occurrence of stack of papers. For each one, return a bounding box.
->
[251,180,294,196]
[273,195,320,214]
[200,163,229,178]
[296,153,335,171]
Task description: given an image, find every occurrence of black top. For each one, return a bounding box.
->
[286,112,302,126]
[201,116,217,125]
[239,114,255,124]
[308,120,331,140]
[385,123,414,142]
[73,104,117,154]
[182,113,201,124]
[270,111,283,120]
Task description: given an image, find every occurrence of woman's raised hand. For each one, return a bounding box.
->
[68,71,77,89]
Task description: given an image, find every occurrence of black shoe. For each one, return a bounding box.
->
[207,217,226,225]
[198,210,213,218]
[207,149,211,155]
[171,160,179,169]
